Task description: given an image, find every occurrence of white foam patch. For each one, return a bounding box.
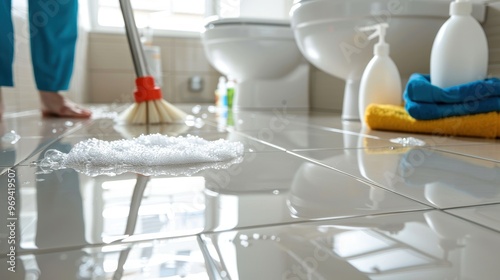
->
[38,134,244,177]
[390,137,426,147]
[1,130,21,144]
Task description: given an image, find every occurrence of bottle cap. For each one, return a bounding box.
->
[450,0,472,16]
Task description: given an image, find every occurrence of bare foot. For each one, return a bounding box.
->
[39,91,92,118]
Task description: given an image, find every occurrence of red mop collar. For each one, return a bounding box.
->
[134,76,163,103]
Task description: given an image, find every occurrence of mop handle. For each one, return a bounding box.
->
[119,0,149,78]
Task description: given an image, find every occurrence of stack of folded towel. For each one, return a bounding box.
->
[365,73,500,138]
[404,73,500,120]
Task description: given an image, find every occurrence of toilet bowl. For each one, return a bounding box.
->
[201,17,309,110]
[290,0,486,120]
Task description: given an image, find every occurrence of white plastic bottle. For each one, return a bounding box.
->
[430,0,488,88]
[358,23,402,124]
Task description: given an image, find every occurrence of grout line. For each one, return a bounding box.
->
[442,201,500,211]
[15,120,96,167]
[430,146,500,163]
[442,208,500,235]
[285,150,438,209]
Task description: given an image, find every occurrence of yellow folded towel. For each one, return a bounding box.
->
[365,104,500,139]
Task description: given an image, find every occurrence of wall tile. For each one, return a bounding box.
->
[87,34,220,104]
[172,38,216,73]
[88,34,134,71]
[485,2,500,76]
[160,73,175,103]
[153,37,175,72]
[172,73,218,103]
[88,71,136,104]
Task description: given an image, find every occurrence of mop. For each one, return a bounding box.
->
[117,0,187,124]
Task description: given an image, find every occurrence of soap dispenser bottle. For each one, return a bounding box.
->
[358,23,402,124]
[430,0,488,88]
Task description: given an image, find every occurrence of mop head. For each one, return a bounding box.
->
[117,76,188,124]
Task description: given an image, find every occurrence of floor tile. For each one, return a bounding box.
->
[177,131,281,153]
[1,113,90,138]
[357,125,499,146]
[0,115,91,172]
[3,104,500,278]
[278,110,351,130]
[433,144,500,163]
[0,152,426,255]
[0,236,208,280]
[1,138,56,171]
[71,118,221,138]
[447,204,500,232]
[242,126,398,151]
[222,109,314,132]
[275,112,497,148]
[201,210,500,280]
[294,146,500,208]
[196,153,428,230]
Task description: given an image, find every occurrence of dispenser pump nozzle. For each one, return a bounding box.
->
[359,23,390,56]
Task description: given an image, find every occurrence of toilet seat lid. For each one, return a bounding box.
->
[204,16,290,28]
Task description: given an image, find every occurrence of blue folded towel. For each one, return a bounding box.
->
[404,73,500,120]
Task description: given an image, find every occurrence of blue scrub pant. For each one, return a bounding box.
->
[0,0,78,91]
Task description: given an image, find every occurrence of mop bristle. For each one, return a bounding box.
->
[118,76,187,124]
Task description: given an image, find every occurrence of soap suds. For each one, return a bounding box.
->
[2,130,21,144]
[390,137,426,147]
[38,134,244,177]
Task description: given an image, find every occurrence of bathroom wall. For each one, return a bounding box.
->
[86,32,347,110]
[308,67,345,111]
[484,2,500,77]
[87,33,220,105]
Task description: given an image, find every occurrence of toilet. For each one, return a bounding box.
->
[290,0,486,120]
[201,17,309,110]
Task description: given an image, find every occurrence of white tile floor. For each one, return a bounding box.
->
[0,104,499,279]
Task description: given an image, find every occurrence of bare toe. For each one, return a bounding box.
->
[39,91,92,119]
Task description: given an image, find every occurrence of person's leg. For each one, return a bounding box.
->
[0,0,14,119]
[29,0,91,118]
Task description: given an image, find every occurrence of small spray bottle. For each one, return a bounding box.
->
[358,23,402,124]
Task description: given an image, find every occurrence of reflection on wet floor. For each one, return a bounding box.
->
[0,104,500,279]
